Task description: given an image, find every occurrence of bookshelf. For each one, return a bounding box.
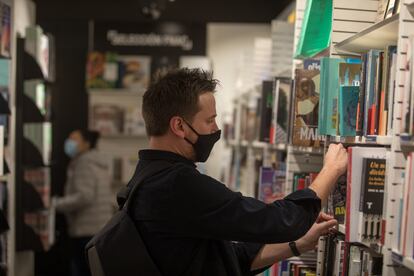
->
[86,56,150,198]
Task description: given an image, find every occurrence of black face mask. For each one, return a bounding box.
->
[183,120,221,163]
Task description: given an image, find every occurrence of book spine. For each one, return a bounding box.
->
[346,147,353,242]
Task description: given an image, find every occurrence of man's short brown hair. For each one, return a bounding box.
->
[142,68,218,136]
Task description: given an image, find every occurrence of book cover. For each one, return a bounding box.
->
[258,167,285,204]
[123,106,146,136]
[90,104,124,136]
[293,69,323,147]
[24,168,51,209]
[332,175,347,224]
[319,57,344,135]
[86,52,118,89]
[345,147,387,243]
[385,0,397,19]
[259,81,275,142]
[363,50,381,136]
[0,2,11,58]
[360,158,386,215]
[117,55,151,90]
[338,62,361,135]
[339,63,361,86]
[270,77,291,144]
[303,59,321,70]
[339,86,360,136]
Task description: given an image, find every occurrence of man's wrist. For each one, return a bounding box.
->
[294,239,308,255]
[289,241,301,256]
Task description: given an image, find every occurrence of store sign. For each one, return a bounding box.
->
[93,21,206,55]
[106,30,193,50]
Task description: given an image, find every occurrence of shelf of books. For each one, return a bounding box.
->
[224,0,414,275]
[86,51,150,197]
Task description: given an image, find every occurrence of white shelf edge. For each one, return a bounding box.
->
[335,14,399,54]
[403,257,414,272]
[392,250,414,272]
[327,136,392,146]
[88,88,145,96]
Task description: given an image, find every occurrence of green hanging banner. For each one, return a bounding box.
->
[295,0,333,59]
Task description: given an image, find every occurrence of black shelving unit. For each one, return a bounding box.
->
[15,35,54,252]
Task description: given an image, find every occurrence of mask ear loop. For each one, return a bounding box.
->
[182,118,200,136]
[182,118,199,146]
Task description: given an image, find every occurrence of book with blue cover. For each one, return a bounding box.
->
[339,86,360,136]
[319,57,344,135]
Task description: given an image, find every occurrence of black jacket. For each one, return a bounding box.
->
[130,150,321,276]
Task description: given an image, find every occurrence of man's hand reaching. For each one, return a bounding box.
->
[295,212,337,254]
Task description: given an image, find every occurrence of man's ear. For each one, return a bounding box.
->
[170,116,186,138]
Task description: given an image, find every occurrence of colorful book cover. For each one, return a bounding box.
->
[86,52,118,89]
[0,2,11,58]
[304,59,321,70]
[319,57,344,135]
[364,50,381,136]
[332,175,347,224]
[293,69,323,147]
[339,86,360,136]
[258,167,285,204]
[117,55,151,90]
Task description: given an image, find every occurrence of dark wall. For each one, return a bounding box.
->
[35,19,90,276]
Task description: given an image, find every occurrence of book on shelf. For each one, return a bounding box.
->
[24,208,55,251]
[25,26,50,79]
[258,166,285,204]
[270,77,291,145]
[400,152,414,258]
[292,68,323,147]
[24,168,51,209]
[90,104,124,136]
[86,52,120,89]
[375,0,390,23]
[331,175,347,225]
[0,1,11,58]
[292,172,318,192]
[346,146,387,245]
[117,55,151,91]
[319,58,361,136]
[303,59,320,71]
[123,106,146,136]
[23,123,52,166]
[339,86,360,136]
[401,37,414,137]
[259,81,274,143]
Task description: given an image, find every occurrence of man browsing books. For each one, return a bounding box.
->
[123,68,347,275]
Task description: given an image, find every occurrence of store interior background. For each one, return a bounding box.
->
[10,0,293,275]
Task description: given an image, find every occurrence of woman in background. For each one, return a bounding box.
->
[55,129,113,276]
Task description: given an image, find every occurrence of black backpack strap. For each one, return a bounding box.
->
[116,160,172,212]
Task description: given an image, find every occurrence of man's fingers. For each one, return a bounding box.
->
[317,219,338,235]
[316,212,334,223]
